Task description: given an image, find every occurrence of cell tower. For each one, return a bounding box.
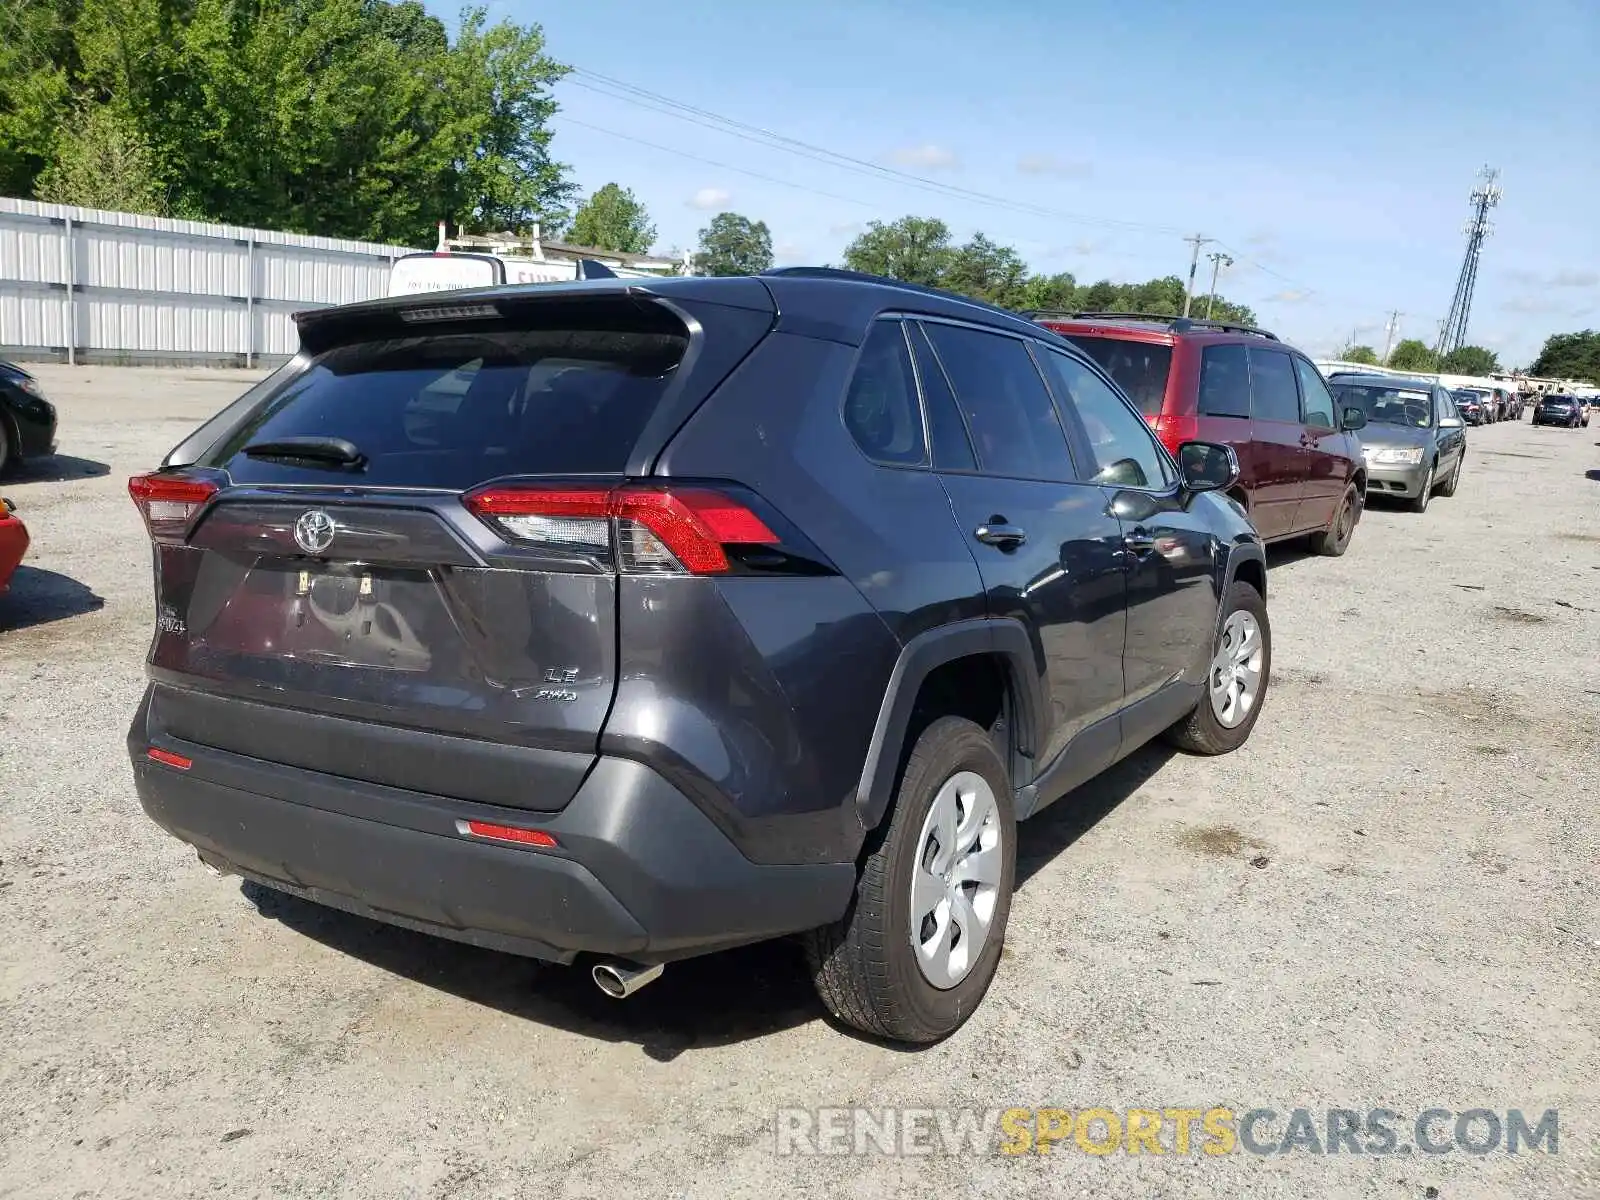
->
[1434,166,1501,357]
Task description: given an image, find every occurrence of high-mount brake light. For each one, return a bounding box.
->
[128,474,219,543]
[399,302,500,323]
[464,484,779,576]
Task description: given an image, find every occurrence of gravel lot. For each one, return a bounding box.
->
[2,365,1596,1199]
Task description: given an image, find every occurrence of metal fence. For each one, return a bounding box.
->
[0,197,417,367]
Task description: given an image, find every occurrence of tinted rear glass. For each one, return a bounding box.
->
[205,320,688,488]
[1061,335,1173,416]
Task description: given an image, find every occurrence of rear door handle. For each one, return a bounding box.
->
[975,523,1027,548]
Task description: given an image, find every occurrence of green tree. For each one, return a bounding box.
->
[9,1,575,246]
[0,0,76,199]
[1015,271,1078,313]
[1337,345,1380,365]
[34,102,167,214]
[1529,330,1600,384]
[566,182,655,253]
[942,232,1028,308]
[693,212,772,276]
[1387,339,1439,372]
[842,216,954,287]
[1438,345,1499,375]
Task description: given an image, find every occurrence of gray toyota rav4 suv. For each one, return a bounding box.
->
[128,269,1270,1042]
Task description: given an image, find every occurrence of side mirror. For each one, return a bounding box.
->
[1176,441,1240,494]
[1340,405,1368,432]
[1439,415,1463,428]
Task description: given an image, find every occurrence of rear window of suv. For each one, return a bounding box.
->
[205,320,689,489]
[1058,335,1173,417]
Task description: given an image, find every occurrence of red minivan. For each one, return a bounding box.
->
[1030,313,1369,556]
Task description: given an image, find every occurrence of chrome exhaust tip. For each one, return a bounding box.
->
[591,960,664,999]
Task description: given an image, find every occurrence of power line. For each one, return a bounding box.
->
[567,67,1190,238]
[561,117,880,210]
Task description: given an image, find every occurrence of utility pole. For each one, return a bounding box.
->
[1381,310,1401,364]
[1182,233,1214,317]
[1203,251,1233,319]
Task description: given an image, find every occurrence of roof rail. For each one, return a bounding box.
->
[759,266,1038,325]
[1024,310,1281,342]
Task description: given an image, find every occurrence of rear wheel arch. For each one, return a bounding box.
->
[855,620,1044,836]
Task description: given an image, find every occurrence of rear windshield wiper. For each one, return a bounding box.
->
[242,436,366,469]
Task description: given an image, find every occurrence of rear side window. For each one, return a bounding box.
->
[208,321,689,488]
[924,323,1076,482]
[843,321,927,467]
[1063,335,1173,417]
[907,322,977,472]
[1249,348,1302,423]
[1197,344,1251,418]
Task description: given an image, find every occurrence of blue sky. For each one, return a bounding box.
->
[458,0,1597,365]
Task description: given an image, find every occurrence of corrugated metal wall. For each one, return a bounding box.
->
[0,197,418,366]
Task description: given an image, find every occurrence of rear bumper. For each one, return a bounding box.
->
[128,693,857,966]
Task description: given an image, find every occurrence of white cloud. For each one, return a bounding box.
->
[1269,289,1314,304]
[1500,294,1565,314]
[1504,268,1599,289]
[828,220,865,237]
[775,241,808,261]
[1016,153,1092,179]
[887,143,959,171]
[1550,269,1599,288]
[688,187,731,210]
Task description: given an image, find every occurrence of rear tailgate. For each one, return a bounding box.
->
[136,287,774,813]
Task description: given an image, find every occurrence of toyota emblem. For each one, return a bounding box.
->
[293,509,337,555]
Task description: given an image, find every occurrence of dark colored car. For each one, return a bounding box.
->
[1532,394,1584,428]
[1029,313,1368,557]
[1451,390,1488,426]
[1327,375,1467,512]
[0,360,58,474]
[0,497,27,592]
[126,269,1271,1043]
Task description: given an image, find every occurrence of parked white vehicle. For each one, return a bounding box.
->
[388,251,647,297]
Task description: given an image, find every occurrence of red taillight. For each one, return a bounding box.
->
[146,747,193,770]
[464,484,778,576]
[1152,413,1199,458]
[129,474,218,543]
[457,819,558,848]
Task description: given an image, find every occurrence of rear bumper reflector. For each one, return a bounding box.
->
[147,747,193,770]
[456,819,559,849]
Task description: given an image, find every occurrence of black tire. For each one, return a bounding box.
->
[1163,580,1271,756]
[1437,453,1462,497]
[804,716,1016,1044]
[1308,484,1359,557]
[0,417,11,477]
[1408,461,1435,513]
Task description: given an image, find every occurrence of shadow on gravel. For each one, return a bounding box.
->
[241,746,1181,1056]
[0,566,105,630]
[1264,541,1318,569]
[1585,470,1600,483]
[1016,741,1175,889]
[242,881,825,1060]
[5,454,110,483]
